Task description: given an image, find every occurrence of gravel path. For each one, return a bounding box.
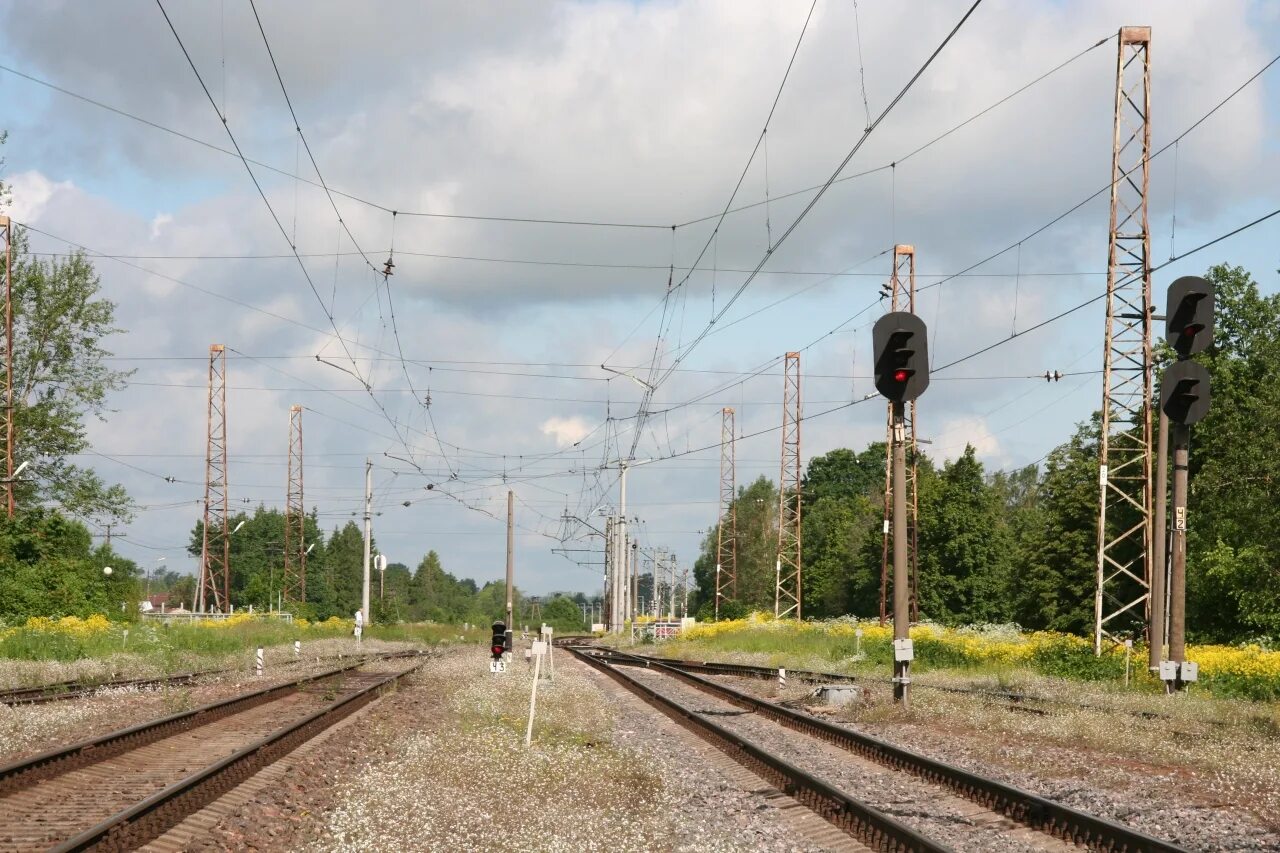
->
[618,664,1072,853]
[705,669,1280,852]
[184,646,843,852]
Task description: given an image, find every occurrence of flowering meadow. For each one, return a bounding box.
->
[0,613,478,665]
[666,614,1280,701]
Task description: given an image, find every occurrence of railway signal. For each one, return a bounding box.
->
[490,620,508,673]
[872,312,929,403]
[871,311,930,707]
[1160,360,1211,425]
[1165,276,1215,357]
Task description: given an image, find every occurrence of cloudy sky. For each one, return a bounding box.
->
[1,0,1276,597]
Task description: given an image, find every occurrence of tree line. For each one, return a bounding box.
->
[692,264,1280,644]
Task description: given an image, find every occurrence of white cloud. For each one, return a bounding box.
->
[541,416,591,448]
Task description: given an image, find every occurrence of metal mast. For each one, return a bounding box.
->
[775,352,802,619]
[283,404,305,604]
[714,406,736,619]
[879,246,920,624]
[0,216,13,518]
[1094,27,1154,655]
[199,344,230,613]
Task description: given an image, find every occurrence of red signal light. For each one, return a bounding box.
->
[491,644,504,656]
[893,369,909,383]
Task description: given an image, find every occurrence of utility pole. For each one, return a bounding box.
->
[1150,410,1169,670]
[603,515,615,631]
[715,407,736,619]
[776,352,802,619]
[630,540,638,626]
[892,401,910,706]
[1,216,13,519]
[1094,26,1154,655]
[362,458,372,627]
[199,344,230,613]
[880,245,920,625]
[283,405,306,604]
[506,490,515,630]
[1168,423,1188,682]
[619,465,628,628]
[104,524,113,549]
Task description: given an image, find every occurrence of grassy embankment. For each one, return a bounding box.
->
[0,613,485,673]
[638,615,1280,702]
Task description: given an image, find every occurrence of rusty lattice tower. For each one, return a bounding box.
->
[714,406,736,619]
[1095,27,1154,655]
[283,404,306,604]
[0,216,13,518]
[879,245,920,624]
[775,352,802,619]
[199,344,230,613]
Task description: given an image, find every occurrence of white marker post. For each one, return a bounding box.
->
[354,609,364,648]
[122,629,129,650]
[255,646,264,676]
[778,668,787,691]
[526,639,548,747]
[1124,638,1133,687]
[294,640,301,660]
[543,626,555,681]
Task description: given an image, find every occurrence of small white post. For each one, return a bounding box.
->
[255,646,264,676]
[778,667,787,691]
[1124,638,1133,687]
[855,627,864,659]
[122,629,129,650]
[544,626,555,681]
[294,640,301,659]
[526,641,546,747]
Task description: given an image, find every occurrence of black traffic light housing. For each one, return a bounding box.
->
[1161,360,1211,425]
[872,312,930,402]
[1166,276,1215,357]
[490,620,507,660]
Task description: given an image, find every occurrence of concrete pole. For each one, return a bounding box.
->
[1149,409,1169,670]
[630,541,638,625]
[618,464,628,628]
[506,490,515,630]
[361,458,372,627]
[1169,423,1190,690]
[892,402,911,707]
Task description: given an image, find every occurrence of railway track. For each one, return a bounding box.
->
[0,648,425,706]
[0,654,425,851]
[593,648,1201,724]
[568,645,1184,852]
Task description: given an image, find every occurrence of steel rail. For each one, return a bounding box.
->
[567,645,948,852]
[596,649,1198,723]
[0,648,425,706]
[589,647,1184,852]
[51,660,423,852]
[0,651,424,795]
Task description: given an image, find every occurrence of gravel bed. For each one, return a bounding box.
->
[191,646,835,852]
[620,665,1060,852]
[705,670,1280,852]
[0,641,421,764]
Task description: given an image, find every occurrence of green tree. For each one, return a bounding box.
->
[541,594,585,632]
[916,446,1011,624]
[2,229,133,523]
[1010,421,1098,633]
[691,476,779,614]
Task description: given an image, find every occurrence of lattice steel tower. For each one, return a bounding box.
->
[879,246,920,625]
[283,404,306,604]
[1094,27,1154,655]
[775,352,802,619]
[715,406,736,619]
[199,344,230,613]
[0,216,13,518]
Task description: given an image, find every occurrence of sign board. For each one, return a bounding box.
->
[591,623,605,632]
[893,638,914,662]
[1175,506,1187,531]
[531,640,548,656]
[490,659,507,673]
[1180,661,1199,682]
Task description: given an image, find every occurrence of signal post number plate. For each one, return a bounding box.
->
[490,659,507,673]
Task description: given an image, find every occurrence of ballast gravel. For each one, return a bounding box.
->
[619,665,1062,853]
[706,668,1280,852]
